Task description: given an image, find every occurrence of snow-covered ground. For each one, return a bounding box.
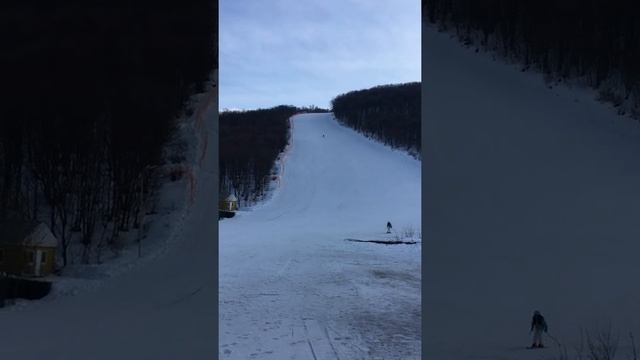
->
[219,113,421,359]
[424,25,640,359]
[0,77,218,359]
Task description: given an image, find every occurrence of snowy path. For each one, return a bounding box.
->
[0,88,218,359]
[219,113,421,359]
[424,27,640,359]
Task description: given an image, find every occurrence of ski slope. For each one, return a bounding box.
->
[219,113,421,359]
[424,26,640,359]
[0,86,218,359]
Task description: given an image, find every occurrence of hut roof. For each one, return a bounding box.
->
[0,218,57,247]
[225,194,238,202]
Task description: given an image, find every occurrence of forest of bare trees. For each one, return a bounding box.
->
[220,84,421,210]
[331,83,421,158]
[219,106,328,208]
[0,0,217,266]
[424,0,640,117]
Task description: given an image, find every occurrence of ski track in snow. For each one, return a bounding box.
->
[424,26,640,359]
[219,113,421,359]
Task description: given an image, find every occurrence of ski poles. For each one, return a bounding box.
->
[545,332,562,347]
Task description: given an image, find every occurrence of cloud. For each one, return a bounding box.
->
[220,0,420,110]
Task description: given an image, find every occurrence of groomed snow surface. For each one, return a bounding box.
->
[424,26,640,359]
[219,113,422,359]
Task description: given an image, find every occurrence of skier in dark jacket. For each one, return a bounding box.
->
[530,310,548,348]
[386,221,392,233]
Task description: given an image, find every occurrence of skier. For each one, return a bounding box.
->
[530,310,548,348]
[386,221,392,233]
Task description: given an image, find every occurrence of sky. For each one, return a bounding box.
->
[219,0,421,111]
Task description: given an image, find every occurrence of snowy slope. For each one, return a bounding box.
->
[219,113,421,359]
[0,81,218,359]
[424,26,640,359]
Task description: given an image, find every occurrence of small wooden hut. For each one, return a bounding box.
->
[219,194,239,212]
[0,219,57,277]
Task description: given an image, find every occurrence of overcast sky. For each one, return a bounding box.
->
[219,0,420,110]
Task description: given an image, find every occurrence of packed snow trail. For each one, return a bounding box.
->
[424,27,640,359]
[0,86,218,359]
[219,113,421,359]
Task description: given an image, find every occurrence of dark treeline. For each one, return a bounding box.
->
[0,0,217,265]
[424,0,640,117]
[219,106,329,207]
[331,83,421,157]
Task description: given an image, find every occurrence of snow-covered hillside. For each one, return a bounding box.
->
[424,26,640,359]
[0,79,218,359]
[219,113,421,359]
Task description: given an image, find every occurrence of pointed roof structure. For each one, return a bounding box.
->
[0,218,57,247]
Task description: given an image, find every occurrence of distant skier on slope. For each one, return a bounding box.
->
[530,310,548,348]
[386,221,392,233]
